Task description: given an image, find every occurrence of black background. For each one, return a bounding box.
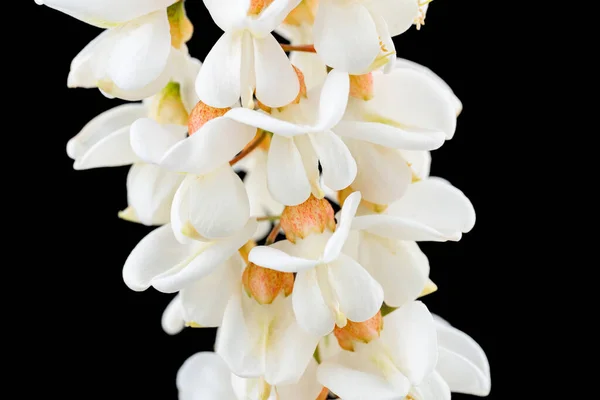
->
[25,0,505,398]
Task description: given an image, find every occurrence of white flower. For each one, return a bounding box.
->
[249,192,384,336]
[122,219,256,297]
[196,0,303,108]
[334,64,459,204]
[66,103,187,226]
[216,288,321,386]
[313,0,420,74]
[130,115,257,241]
[177,352,325,400]
[40,0,196,100]
[226,69,356,206]
[349,177,475,307]
[317,301,439,399]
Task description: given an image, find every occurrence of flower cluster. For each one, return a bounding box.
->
[40,0,491,398]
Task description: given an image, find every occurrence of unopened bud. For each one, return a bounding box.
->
[168,1,193,49]
[349,73,374,101]
[257,65,306,112]
[188,101,230,135]
[247,0,274,15]
[338,186,388,213]
[334,311,383,351]
[242,263,294,305]
[150,82,189,125]
[280,195,336,243]
[284,0,318,26]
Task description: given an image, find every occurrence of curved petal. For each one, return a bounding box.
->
[276,359,324,400]
[177,352,236,398]
[328,254,383,323]
[249,246,319,272]
[358,235,429,308]
[290,51,328,91]
[335,121,445,151]
[107,11,171,91]
[352,214,459,242]
[38,0,176,25]
[122,224,195,292]
[372,68,457,139]
[161,294,185,335]
[182,165,250,240]
[225,108,309,136]
[180,254,243,327]
[130,118,188,165]
[151,219,258,293]
[195,32,243,108]
[267,134,311,205]
[365,0,419,36]
[251,0,303,33]
[162,117,256,174]
[314,69,350,131]
[294,135,322,198]
[68,29,116,88]
[400,150,431,180]
[411,371,451,400]
[317,362,405,400]
[73,126,138,170]
[253,34,300,108]
[203,0,249,32]
[293,269,335,336]
[309,130,356,191]
[170,177,195,244]
[313,1,380,73]
[382,301,437,385]
[386,177,476,235]
[323,191,361,263]
[345,140,412,205]
[126,163,184,226]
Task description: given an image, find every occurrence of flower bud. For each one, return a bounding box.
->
[188,101,230,135]
[280,195,336,243]
[349,73,374,101]
[247,0,274,15]
[167,1,193,49]
[242,263,294,305]
[419,279,438,297]
[338,186,388,213]
[334,311,383,351]
[150,82,189,125]
[257,65,306,112]
[284,0,318,26]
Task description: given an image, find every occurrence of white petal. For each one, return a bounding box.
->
[359,235,429,308]
[400,150,431,180]
[251,0,303,33]
[177,352,236,399]
[73,125,138,170]
[365,0,419,36]
[386,177,476,236]
[183,165,250,240]
[195,32,243,108]
[162,117,256,174]
[130,118,188,165]
[225,108,309,136]
[435,322,491,396]
[293,135,322,198]
[309,130,356,191]
[411,371,451,400]
[276,359,324,400]
[372,68,457,139]
[243,151,284,219]
[203,0,249,32]
[317,362,405,400]
[161,295,185,335]
[180,254,243,327]
[126,163,184,226]
[122,224,195,291]
[323,191,361,263]
[335,121,445,151]
[313,1,380,73]
[328,254,383,323]
[107,11,171,91]
[345,140,412,205]
[151,219,257,293]
[267,135,311,205]
[171,177,195,245]
[353,214,458,242]
[290,52,327,91]
[314,69,350,131]
[68,30,115,88]
[39,0,176,25]
[382,301,437,385]
[216,290,265,378]
[249,246,319,272]
[293,269,336,336]
[253,34,299,108]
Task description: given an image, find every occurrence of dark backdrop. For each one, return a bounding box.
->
[27,0,502,398]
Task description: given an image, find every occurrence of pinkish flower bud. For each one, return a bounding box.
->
[242,263,294,305]
[334,311,383,351]
[349,73,374,101]
[188,101,230,135]
[280,195,336,243]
